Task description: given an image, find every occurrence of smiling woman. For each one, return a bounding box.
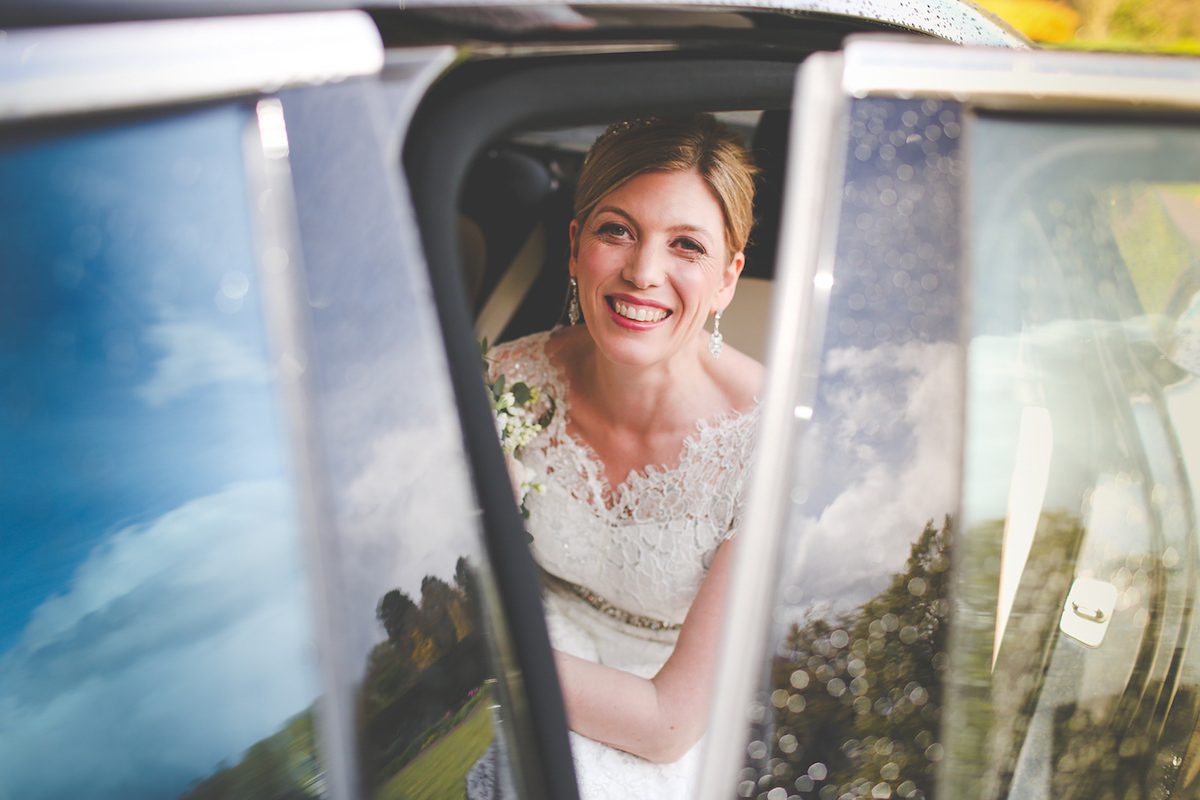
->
[570,169,742,368]
[484,115,763,799]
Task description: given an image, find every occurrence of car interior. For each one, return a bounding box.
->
[404,56,801,356]
[456,107,787,359]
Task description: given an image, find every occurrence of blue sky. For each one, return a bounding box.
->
[0,104,319,799]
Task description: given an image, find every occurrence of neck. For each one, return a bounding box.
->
[571,330,710,434]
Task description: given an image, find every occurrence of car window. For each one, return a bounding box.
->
[944,115,1200,800]
[0,103,324,800]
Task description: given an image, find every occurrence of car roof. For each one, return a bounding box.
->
[1,0,1029,47]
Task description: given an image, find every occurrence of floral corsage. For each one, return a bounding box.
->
[481,339,555,518]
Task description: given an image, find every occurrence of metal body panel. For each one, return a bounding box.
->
[843,35,1200,111]
[397,0,1026,47]
[0,0,1026,48]
[0,11,383,121]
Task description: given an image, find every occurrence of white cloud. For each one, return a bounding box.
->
[305,343,491,673]
[788,340,963,610]
[137,319,267,407]
[336,416,485,669]
[0,480,319,800]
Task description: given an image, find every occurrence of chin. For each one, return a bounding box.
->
[586,327,688,369]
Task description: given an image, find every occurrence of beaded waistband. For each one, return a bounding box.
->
[540,570,682,632]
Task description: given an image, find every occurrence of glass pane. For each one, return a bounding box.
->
[743,97,966,800]
[0,106,322,799]
[276,82,534,799]
[947,117,1200,800]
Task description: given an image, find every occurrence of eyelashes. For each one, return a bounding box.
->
[594,222,707,258]
[597,222,630,238]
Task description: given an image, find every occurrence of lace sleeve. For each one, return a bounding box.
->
[724,490,746,543]
[719,405,761,543]
[484,331,556,389]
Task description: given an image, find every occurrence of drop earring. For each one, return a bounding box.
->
[568,276,581,325]
[708,310,724,359]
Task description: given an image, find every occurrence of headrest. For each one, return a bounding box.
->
[743,109,791,281]
[462,147,555,218]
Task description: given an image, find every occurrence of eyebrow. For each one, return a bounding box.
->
[592,205,714,238]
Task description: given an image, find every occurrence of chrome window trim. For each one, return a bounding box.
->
[843,35,1200,112]
[699,50,849,800]
[0,11,383,122]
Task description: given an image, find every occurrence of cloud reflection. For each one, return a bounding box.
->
[793,340,963,609]
[137,317,268,407]
[0,480,318,800]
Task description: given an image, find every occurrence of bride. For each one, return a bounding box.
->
[487,114,763,799]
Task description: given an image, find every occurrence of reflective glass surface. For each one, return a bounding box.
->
[743,98,966,800]
[276,81,528,799]
[0,106,322,799]
[946,117,1200,800]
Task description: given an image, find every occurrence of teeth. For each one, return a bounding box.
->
[613,300,668,323]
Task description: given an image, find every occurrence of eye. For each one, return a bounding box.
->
[674,237,705,255]
[598,222,631,238]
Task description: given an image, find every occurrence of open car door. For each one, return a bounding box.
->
[705,37,1200,800]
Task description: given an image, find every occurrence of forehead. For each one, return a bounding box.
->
[598,170,725,231]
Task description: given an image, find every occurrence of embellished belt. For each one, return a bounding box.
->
[540,569,682,632]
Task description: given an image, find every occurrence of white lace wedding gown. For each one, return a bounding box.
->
[487,331,760,800]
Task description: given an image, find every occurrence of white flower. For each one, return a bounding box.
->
[482,357,555,518]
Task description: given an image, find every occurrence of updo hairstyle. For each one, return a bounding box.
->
[574,114,758,257]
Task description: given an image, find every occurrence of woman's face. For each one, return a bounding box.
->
[569,169,744,368]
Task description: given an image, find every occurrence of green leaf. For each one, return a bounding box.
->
[479,338,491,373]
[537,396,556,429]
[492,374,506,399]
[511,381,531,407]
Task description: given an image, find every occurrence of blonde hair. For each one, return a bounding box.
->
[574,115,757,256]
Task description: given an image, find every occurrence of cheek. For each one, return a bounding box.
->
[673,270,720,309]
[576,245,621,284]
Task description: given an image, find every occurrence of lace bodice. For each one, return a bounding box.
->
[487,330,759,628]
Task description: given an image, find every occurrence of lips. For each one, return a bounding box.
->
[611,299,669,323]
[603,295,673,330]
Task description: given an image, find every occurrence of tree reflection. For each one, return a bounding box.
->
[175,557,493,800]
[749,517,952,800]
[357,556,491,798]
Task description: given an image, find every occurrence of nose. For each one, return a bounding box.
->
[621,243,665,289]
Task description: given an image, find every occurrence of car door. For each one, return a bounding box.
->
[703,37,1200,800]
[0,12,573,800]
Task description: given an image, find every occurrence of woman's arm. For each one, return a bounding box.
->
[553,537,736,763]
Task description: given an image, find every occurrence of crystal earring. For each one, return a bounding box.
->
[708,310,724,359]
[568,276,581,325]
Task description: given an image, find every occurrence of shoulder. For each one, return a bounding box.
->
[485,330,553,382]
[708,344,765,414]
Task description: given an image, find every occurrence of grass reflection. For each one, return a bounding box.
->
[357,557,492,798]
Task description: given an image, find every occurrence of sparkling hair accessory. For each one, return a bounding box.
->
[583,117,661,165]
